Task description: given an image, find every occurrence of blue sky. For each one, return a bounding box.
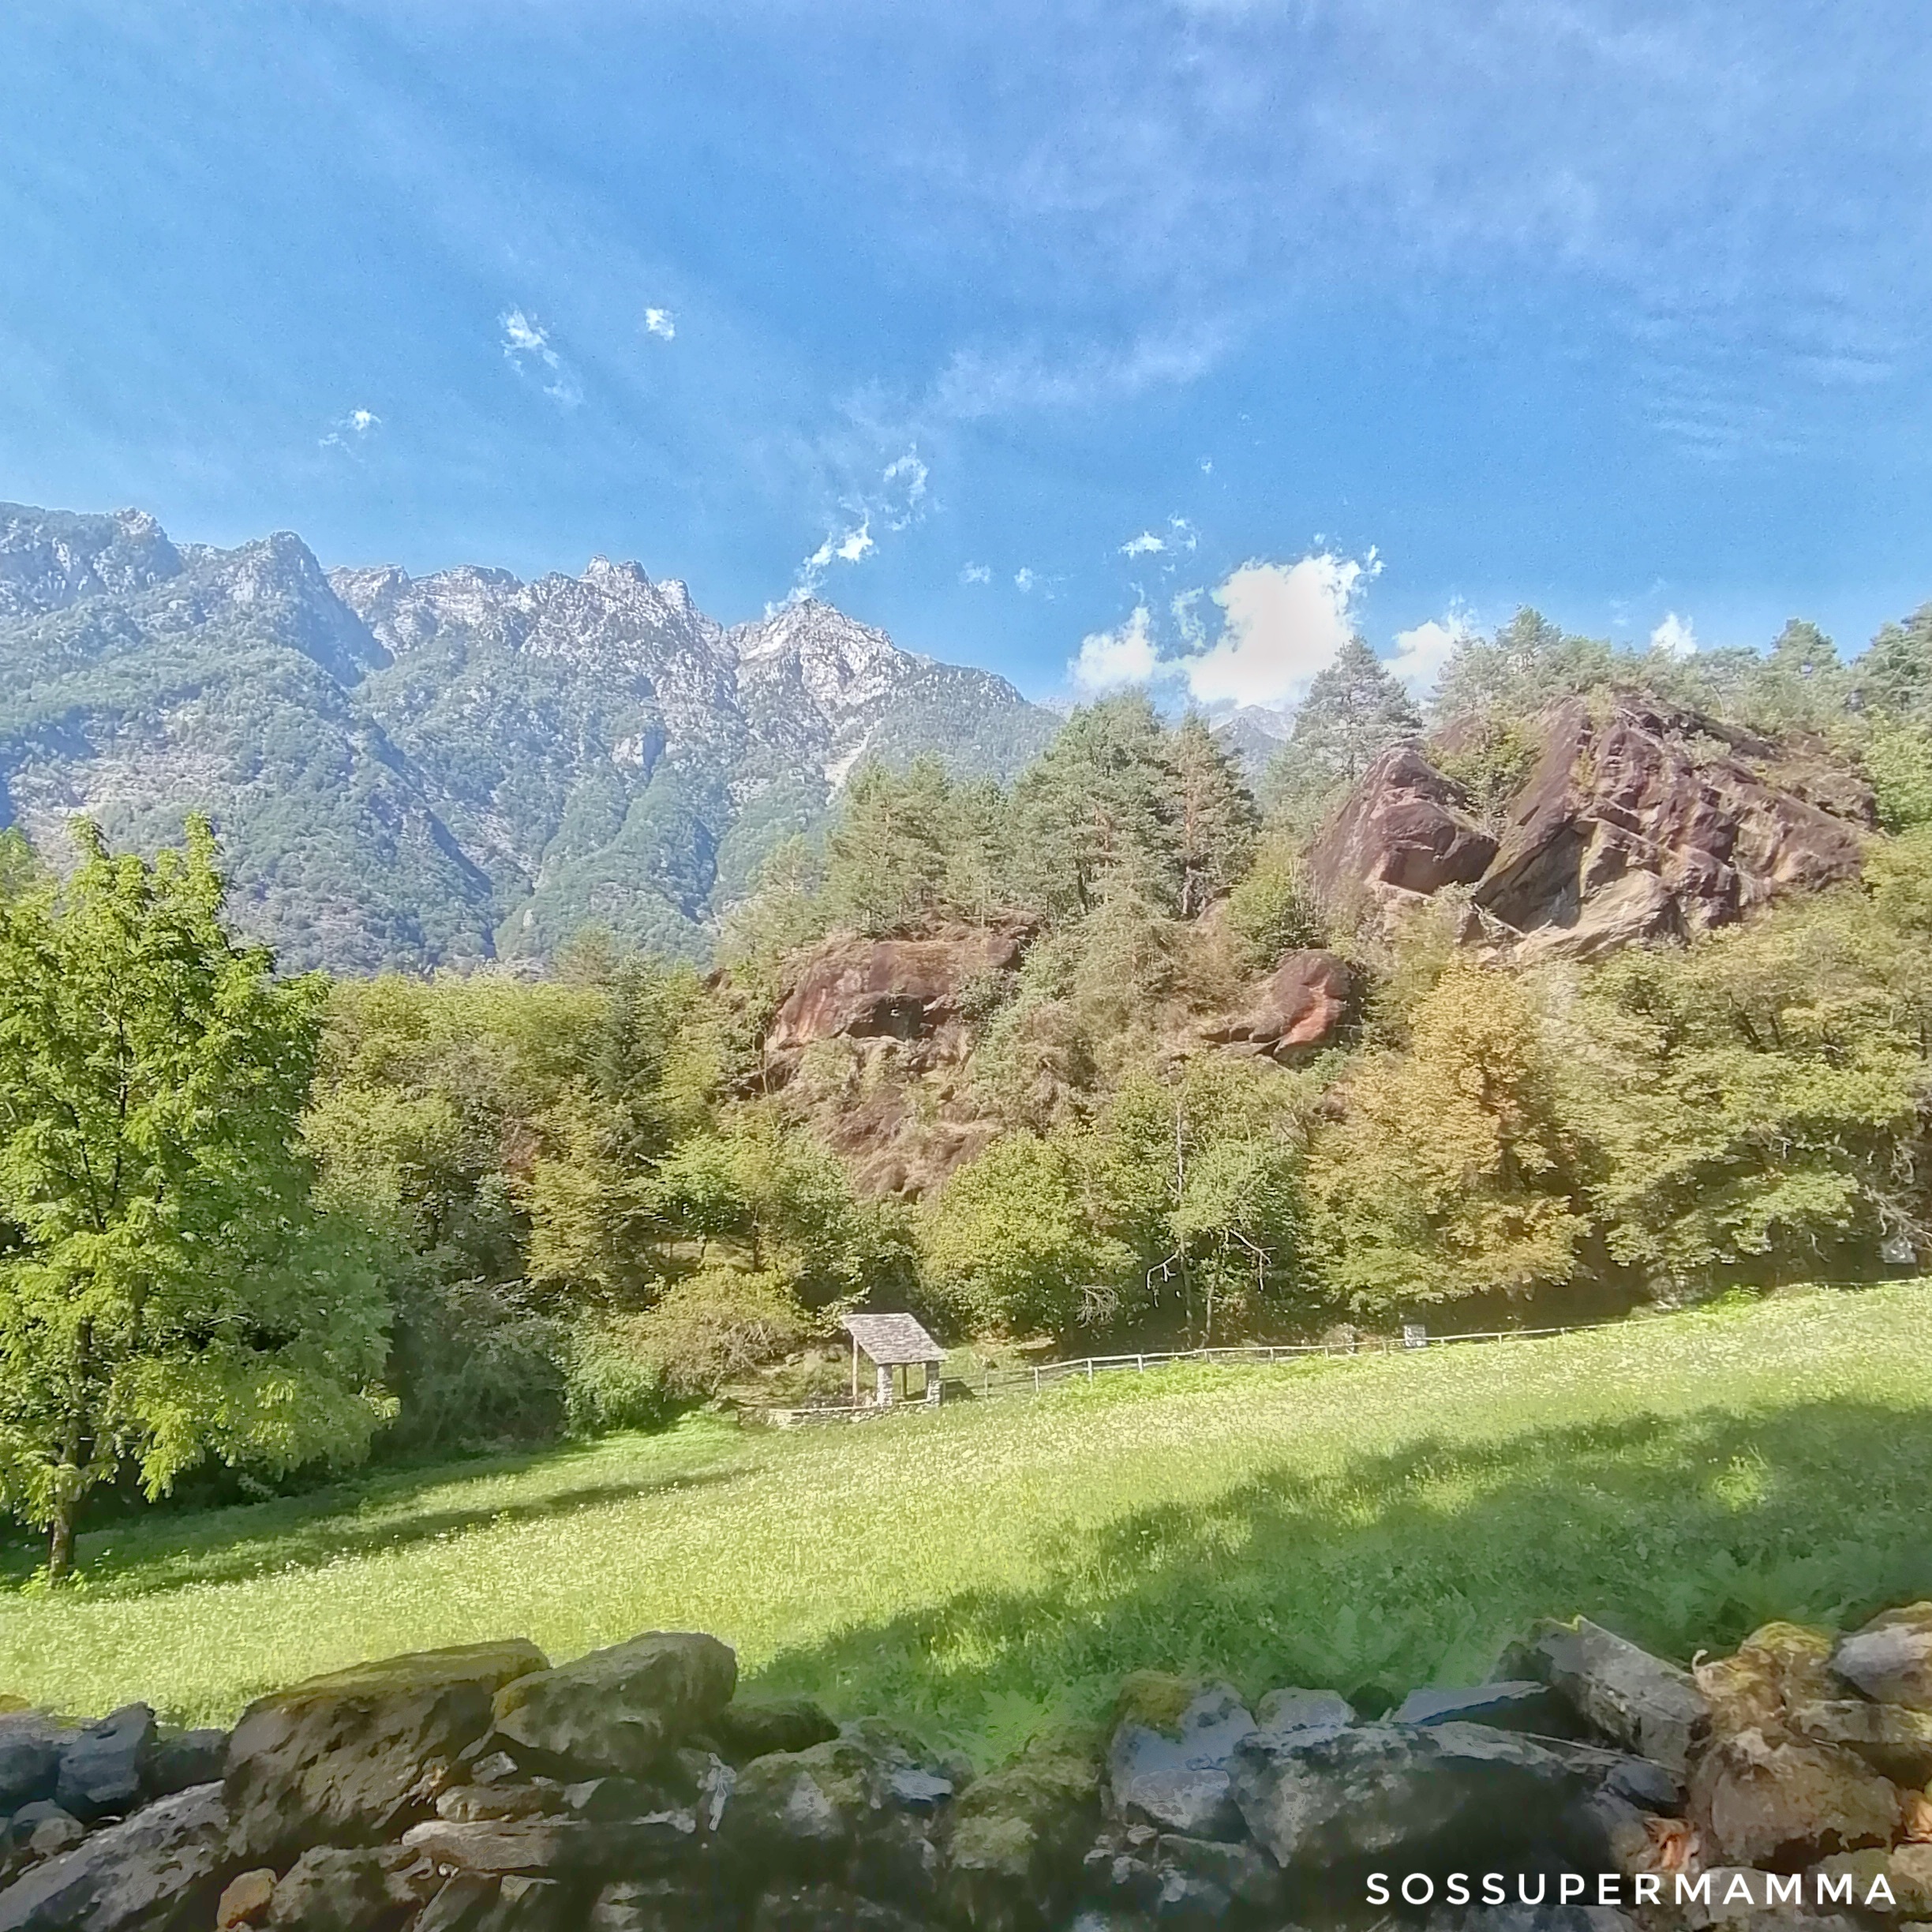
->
[5,1,1931,705]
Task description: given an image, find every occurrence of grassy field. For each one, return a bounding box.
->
[2,1283,1930,1763]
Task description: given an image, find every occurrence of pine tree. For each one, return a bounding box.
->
[1264,638,1419,830]
[1170,713,1260,917]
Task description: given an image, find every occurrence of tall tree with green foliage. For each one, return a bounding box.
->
[823,757,953,933]
[0,820,389,1579]
[1430,609,1616,723]
[1264,638,1420,832]
[1012,695,1182,918]
[1170,714,1260,917]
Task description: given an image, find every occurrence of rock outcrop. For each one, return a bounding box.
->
[1202,950,1357,1064]
[764,925,1031,1073]
[1308,698,1871,961]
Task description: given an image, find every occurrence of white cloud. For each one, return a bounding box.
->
[1387,611,1473,696]
[959,562,992,586]
[1168,516,1199,552]
[1651,611,1698,657]
[320,406,382,452]
[930,325,1226,422]
[500,308,581,406]
[1072,605,1163,695]
[1171,587,1206,646]
[1014,567,1037,593]
[1199,458,1214,476]
[1179,552,1376,708]
[793,447,926,593]
[643,306,676,341]
[1121,530,1166,557]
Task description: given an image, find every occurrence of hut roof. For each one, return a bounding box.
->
[841,1312,943,1365]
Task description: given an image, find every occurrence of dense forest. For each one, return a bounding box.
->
[5,601,1932,1570]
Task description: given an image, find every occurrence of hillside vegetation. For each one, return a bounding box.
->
[6,586,1932,1569]
[0,1284,1926,1758]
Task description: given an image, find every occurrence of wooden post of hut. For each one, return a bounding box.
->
[841,1313,945,1410]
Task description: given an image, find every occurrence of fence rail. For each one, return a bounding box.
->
[743,1318,1619,1425]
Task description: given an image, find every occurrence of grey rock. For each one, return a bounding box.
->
[710,1698,841,1765]
[1833,1604,1932,1711]
[748,1882,938,1931]
[587,1876,726,1931]
[489,1634,736,1780]
[1392,1682,1580,1736]
[0,1720,62,1814]
[1251,1688,1353,1735]
[1789,1698,1932,1783]
[0,1780,231,1932]
[55,1707,152,1822]
[1601,1756,1682,1813]
[1230,1720,1594,1872]
[224,1641,547,1860]
[144,1730,228,1801]
[260,1844,417,1930]
[1108,1685,1256,1842]
[560,1777,654,1822]
[435,1780,562,1824]
[1505,1619,1709,1770]
[1151,1833,1279,1915]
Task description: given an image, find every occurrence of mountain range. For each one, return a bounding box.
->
[0,503,1060,972]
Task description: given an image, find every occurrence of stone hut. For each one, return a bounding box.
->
[841,1312,944,1408]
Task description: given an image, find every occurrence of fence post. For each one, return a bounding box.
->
[1136,1354,1144,1372]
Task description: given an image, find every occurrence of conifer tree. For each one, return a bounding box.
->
[1264,638,1419,830]
[1170,713,1260,917]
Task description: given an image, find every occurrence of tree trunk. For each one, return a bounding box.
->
[46,1470,80,1586]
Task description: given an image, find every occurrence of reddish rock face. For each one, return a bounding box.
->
[1305,698,1870,960]
[766,925,1030,1058]
[1473,698,1868,959]
[1305,747,1498,904]
[1206,949,1357,1064]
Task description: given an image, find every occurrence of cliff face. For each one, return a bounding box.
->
[1308,697,1872,960]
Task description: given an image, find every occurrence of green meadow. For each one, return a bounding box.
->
[3,1282,1929,1764]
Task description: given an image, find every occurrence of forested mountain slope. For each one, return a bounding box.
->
[0,502,1058,970]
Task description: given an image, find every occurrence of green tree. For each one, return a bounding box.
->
[823,758,952,933]
[1170,715,1260,917]
[1223,838,1324,969]
[0,821,389,1579]
[1431,608,1615,723]
[922,1132,1128,1335]
[1012,695,1182,919]
[1307,961,1584,1312]
[1264,638,1420,832]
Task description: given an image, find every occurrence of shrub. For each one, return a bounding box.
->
[564,1322,676,1436]
[1223,841,1324,970]
[632,1265,814,1398]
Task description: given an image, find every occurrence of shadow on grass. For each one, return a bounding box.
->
[0,1445,752,1597]
[746,1396,1932,1763]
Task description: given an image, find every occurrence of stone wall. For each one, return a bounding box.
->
[2,1602,1930,1930]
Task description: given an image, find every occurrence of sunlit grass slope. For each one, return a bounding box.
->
[3,1284,1930,1762]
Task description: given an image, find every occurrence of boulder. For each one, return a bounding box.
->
[717,1722,953,1901]
[489,1634,736,1780]
[411,1870,571,1932]
[1305,746,1499,904]
[226,1640,549,1859]
[0,1780,233,1932]
[215,1869,276,1929]
[55,1706,153,1822]
[1251,1687,1353,1735]
[1697,1623,1840,1739]
[1835,1604,1932,1711]
[766,927,1032,1064]
[710,1698,841,1765]
[1505,1618,1709,1770]
[1391,1682,1581,1736]
[1106,1679,1255,1842]
[941,1740,1099,1930]
[1812,1844,1932,1918]
[11,1807,84,1866]
[261,1845,425,1930]
[1203,950,1357,1064]
[1148,1833,1279,1920]
[1790,1701,1932,1785]
[1229,1720,1596,1873]
[1690,1728,1900,1867]
[587,1875,728,1930]
[145,1730,229,1801]
[0,1718,63,1814]
[434,1781,564,1824]
[1473,698,1867,957]
[748,1883,938,1931]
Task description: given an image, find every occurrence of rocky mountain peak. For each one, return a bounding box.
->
[0,503,184,623]
[731,597,918,718]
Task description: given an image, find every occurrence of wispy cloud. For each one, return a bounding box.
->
[319,406,382,453]
[1014,567,1037,593]
[642,306,676,342]
[500,308,581,406]
[793,446,927,594]
[959,562,992,586]
[929,324,1227,422]
[1121,530,1166,557]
